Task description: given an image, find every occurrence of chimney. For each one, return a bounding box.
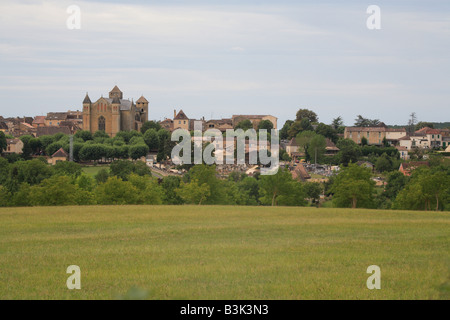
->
[174,109,177,118]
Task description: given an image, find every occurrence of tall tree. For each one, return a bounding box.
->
[407,112,417,134]
[0,131,7,153]
[296,109,318,123]
[279,120,293,140]
[330,163,375,208]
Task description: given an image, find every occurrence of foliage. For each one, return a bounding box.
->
[143,129,160,150]
[176,179,211,205]
[296,109,318,123]
[259,168,306,206]
[95,176,140,205]
[330,163,375,208]
[0,131,7,153]
[336,139,362,166]
[235,119,253,131]
[279,120,294,140]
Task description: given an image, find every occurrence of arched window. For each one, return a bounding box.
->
[98,116,106,132]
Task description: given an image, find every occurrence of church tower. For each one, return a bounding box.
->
[111,95,121,137]
[109,85,123,100]
[136,96,149,123]
[82,93,91,131]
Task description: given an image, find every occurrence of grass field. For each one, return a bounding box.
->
[81,165,109,177]
[0,206,448,300]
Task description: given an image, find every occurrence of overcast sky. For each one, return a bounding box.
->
[0,0,449,127]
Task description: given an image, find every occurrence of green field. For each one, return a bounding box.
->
[0,206,448,300]
[81,166,109,177]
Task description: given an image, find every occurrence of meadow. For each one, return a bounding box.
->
[0,205,448,300]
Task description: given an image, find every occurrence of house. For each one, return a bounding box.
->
[36,126,72,137]
[344,124,407,146]
[415,127,443,149]
[398,132,429,150]
[399,161,429,176]
[291,163,311,181]
[443,137,450,149]
[160,118,174,132]
[45,112,68,127]
[49,147,69,165]
[173,109,190,131]
[325,138,339,156]
[286,138,299,157]
[395,146,410,160]
[5,139,24,154]
[232,115,278,130]
[0,121,8,133]
[32,116,46,128]
[203,119,233,133]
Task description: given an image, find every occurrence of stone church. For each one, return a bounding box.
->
[82,86,148,137]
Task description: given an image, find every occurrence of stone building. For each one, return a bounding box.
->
[82,86,148,137]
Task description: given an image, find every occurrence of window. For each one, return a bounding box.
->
[184,121,186,124]
[98,116,106,131]
[179,121,181,124]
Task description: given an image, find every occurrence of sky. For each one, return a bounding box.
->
[0,0,449,128]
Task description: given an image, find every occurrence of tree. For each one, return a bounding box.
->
[0,131,7,153]
[384,171,407,200]
[78,144,107,161]
[394,167,449,211]
[28,176,92,206]
[93,130,109,139]
[375,153,393,172]
[237,177,260,205]
[54,161,82,178]
[330,163,375,208]
[5,159,53,193]
[315,123,338,144]
[141,121,162,134]
[354,115,380,127]
[361,136,368,146]
[307,134,326,164]
[235,119,253,131]
[110,160,151,181]
[95,176,139,205]
[161,176,184,204]
[258,120,274,131]
[184,165,223,204]
[296,109,318,123]
[415,122,434,130]
[336,139,362,166]
[279,120,293,140]
[19,135,35,159]
[95,168,110,184]
[176,179,210,205]
[407,112,417,135]
[331,116,344,130]
[128,144,149,160]
[304,182,323,206]
[143,129,160,151]
[74,130,93,142]
[259,168,305,206]
[128,174,163,205]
